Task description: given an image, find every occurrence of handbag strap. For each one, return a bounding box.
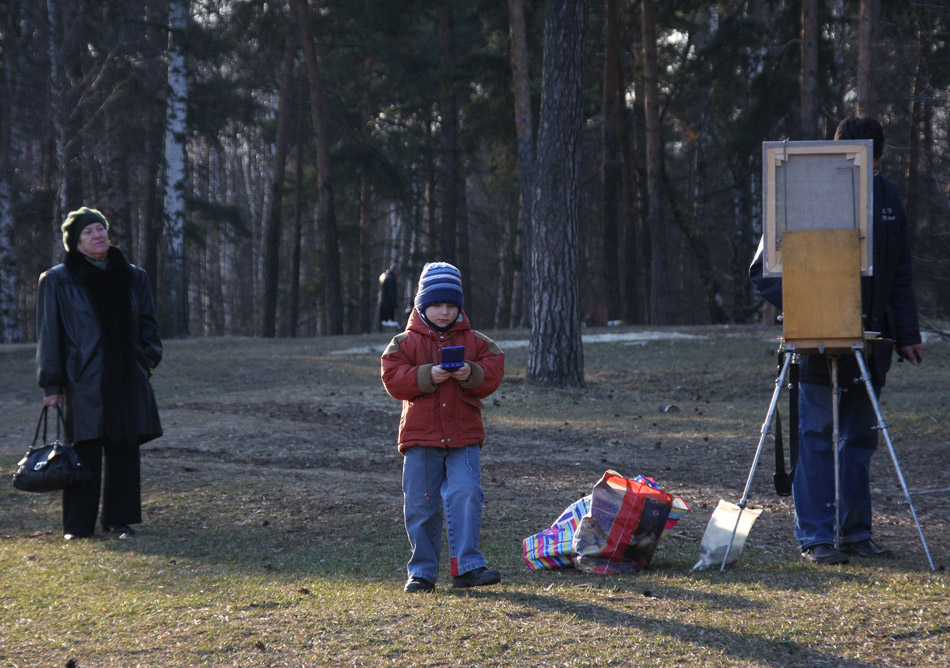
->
[32,405,71,446]
[32,405,49,446]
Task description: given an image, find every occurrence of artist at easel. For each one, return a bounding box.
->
[749,117,925,566]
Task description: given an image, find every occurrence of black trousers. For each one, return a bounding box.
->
[62,438,142,536]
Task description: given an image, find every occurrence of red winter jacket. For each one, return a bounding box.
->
[381,309,505,454]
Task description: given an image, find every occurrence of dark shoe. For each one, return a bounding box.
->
[801,544,850,565]
[452,566,502,588]
[63,533,89,541]
[106,525,135,539]
[841,539,894,559]
[404,577,435,593]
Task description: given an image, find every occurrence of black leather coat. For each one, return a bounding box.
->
[36,248,163,445]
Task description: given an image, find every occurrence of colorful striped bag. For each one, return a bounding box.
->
[522,471,688,572]
[572,471,688,574]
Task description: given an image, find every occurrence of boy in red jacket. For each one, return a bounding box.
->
[381,262,505,593]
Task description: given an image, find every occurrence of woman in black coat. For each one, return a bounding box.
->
[36,207,163,540]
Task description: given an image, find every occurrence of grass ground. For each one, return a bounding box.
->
[1,325,948,667]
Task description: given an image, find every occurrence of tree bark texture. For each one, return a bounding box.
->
[262,36,294,337]
[642,0,668,324]
[857,0,877,116]
[161,0,190,338]
[508,0,534,328]
[601,0,622,321]
[439,6,458,264]
[800,0,819,138]
[296,0,344,334]
[528,0,589,388]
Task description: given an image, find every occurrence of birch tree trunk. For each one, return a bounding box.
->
[296,0,344,335]
[508,0,534,328]
[161,0,190,337]
[528,0,589,387]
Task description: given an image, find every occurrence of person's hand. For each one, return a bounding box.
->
[44,394,62,407]
[449,363,472,383]
[431,365,451,385]
[899,343,924,365]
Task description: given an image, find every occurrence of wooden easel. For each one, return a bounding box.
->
[721,141,934,571]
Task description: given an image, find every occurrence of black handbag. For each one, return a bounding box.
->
[12,406,93,492]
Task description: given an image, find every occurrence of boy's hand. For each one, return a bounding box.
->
[431,365,451,384]
[449,363,472,382]
[431,363,471,384]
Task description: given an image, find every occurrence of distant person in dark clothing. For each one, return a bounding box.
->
[378,263,401,330]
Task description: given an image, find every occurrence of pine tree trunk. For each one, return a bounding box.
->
[0,6,18,342]
[296,0,344,334]
[508,0,534,328]
[439,7,458,264]
[602,0,621,322]
[262,36,295,338]
[857,0,877,116]
[642,0,668,324]
[528,0,589,388]
[800,0,819,138]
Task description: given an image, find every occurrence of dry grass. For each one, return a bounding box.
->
[1,325,948,667]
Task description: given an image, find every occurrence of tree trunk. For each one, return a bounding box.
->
[0,3,19,342]
[800,0,819,138]
[262,36,295,338]
[601,0,622,322]
[358,77,374,334]
[904,13,928,233]
[642,0,668,324]
[508,0,534,328]
[296,0,344,334]
[161,0,190,338]
[857,0,877,116]
[141,0,166,297]
[289,113,305,337]
[439,6,458,264]
[528,0,589,388]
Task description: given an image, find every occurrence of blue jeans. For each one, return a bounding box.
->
[402,445,487,581]
[793,380,879,550]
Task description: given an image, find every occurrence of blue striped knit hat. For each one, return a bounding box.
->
[414,262,464,313]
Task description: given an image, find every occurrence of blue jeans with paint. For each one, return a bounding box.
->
[793,380,879,550]
[402,445,487,581]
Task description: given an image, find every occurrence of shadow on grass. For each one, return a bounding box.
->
[453,587,887,668]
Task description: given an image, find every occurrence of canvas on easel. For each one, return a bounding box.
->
[761,140,873,353]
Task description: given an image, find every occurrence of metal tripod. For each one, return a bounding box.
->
[720,341,935,572]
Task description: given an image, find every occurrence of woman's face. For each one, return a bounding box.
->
[77,222,110,261]
[424,303,459,328]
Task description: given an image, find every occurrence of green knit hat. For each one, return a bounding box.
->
[61,207,110,252]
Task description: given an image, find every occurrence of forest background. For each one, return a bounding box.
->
[1,0,948,372]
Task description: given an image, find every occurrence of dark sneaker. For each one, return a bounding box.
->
[404,577,435,593]
[106,525,135,539]
[452,567,502,588]
[841,539,894,559]
[801,544,850,565]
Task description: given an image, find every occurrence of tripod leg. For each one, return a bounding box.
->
[720,352,792,571]
[852,347,936,572]
[830,357,842,550]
